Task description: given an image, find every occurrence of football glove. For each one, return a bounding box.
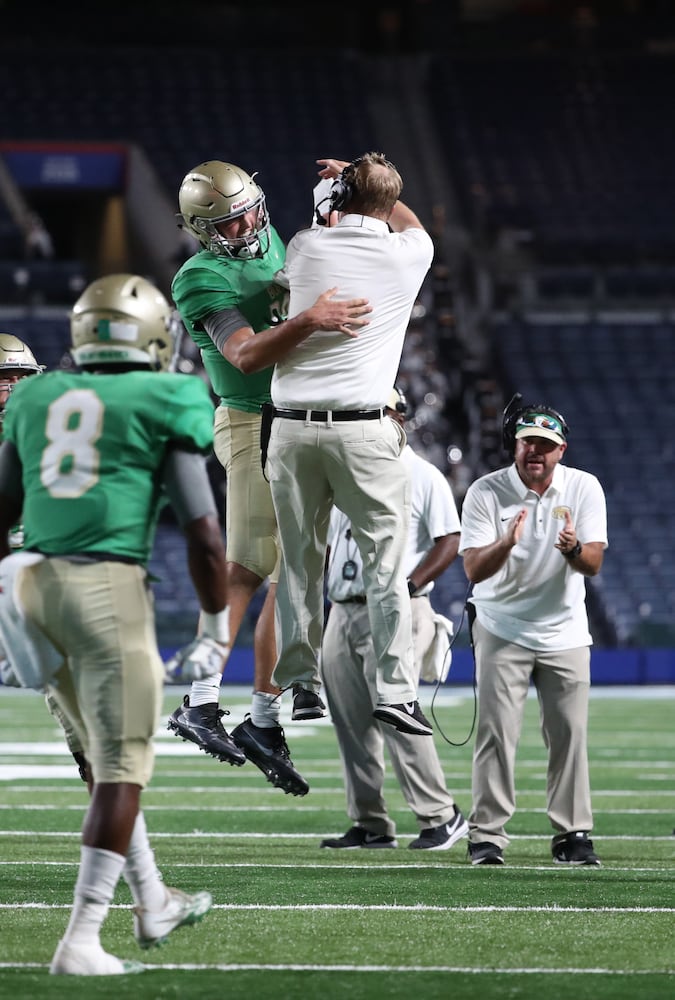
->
[164,636,230,684]
[0,655,21,687]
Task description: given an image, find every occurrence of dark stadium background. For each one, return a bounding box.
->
[1,0,673,683]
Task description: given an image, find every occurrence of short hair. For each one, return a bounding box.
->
[347,152,402,215]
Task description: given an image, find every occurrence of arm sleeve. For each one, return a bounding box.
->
[162,449,218,528]
[0,441,24,504]
[202,308,250,353]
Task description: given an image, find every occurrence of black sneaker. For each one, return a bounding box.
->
[468,841,505,865]
[291,685,326,720]
[409,806,469,850]
[372,700,433,736]
[552,832,601,866]
[320,826,398,849]
[231,715,309,797]
[168,696,246,766]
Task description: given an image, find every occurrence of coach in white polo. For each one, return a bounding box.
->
[459,398,608,866]
[266,152,434,737]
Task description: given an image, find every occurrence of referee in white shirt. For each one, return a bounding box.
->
[266,152,434,735]
[459,396,608,866]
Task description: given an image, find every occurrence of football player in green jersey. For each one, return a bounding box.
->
[169,160,370,796]
[0,274,230,976]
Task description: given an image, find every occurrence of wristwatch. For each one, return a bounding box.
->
[563,541,582,560]
[407,578,418,596]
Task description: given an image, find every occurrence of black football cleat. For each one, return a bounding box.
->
[231,714,309,796]
[168,695,246,766]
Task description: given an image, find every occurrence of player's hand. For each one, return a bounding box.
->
[164,637,230,683]
[316,158,350,179]
[310,288,371,337]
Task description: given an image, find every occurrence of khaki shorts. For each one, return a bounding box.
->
[20,558,163,787]
[214,405,280,582]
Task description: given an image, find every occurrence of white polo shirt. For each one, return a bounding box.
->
[459,463,608,650]
[327,445,461,602]
[271,215,433,409]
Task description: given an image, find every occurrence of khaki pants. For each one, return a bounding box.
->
[20,558,163,787]
[267,414,416,703]
[214,405,280,583]
[469,618,593,848]
[321,597,459,835]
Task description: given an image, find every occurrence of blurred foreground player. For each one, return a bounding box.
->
[0,274,227,974]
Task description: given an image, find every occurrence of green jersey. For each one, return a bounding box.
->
[3,370,215,565]
[0,420,25,550]
[171,227,287,413]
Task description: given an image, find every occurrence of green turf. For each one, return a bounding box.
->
[0,685,673,1000]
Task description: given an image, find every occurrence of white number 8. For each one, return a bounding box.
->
[40,389,104,498]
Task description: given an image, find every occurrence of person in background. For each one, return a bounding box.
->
[459,395,607,866]
[320,386,468,850]
[0,274,225,975]
[266,152,435,737]
[168,160,370,796]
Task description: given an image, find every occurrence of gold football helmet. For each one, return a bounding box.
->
[0,334,43,417]
[70,274,179,371]
[178,160,271,259]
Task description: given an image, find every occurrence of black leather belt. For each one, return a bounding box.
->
[336,595,367,605]
[273,407,382,422]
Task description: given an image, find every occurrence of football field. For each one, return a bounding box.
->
[0,684,673,999]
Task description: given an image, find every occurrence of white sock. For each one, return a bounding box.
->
[189,675,222,707]
[62,846,125,945]
[122,811,166,912]
[250,690,281,728]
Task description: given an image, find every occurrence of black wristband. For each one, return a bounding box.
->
[563,541,582,560]
[407,578,418,596]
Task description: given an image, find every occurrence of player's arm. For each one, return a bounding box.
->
[407,533,460,594]
[0,441,24,560]
[203,287,371,375]
[162,448,227,618]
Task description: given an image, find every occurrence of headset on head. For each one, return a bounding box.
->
[328,155,367,214]
[502,392,569,454]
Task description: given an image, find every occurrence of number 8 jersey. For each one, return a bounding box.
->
[3,370,215,565]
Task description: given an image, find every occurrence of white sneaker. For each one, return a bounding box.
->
[133,886,213,950]
[50,938,145,976]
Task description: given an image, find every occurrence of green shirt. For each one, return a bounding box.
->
[171,227,287,413]
[3,370,215,565]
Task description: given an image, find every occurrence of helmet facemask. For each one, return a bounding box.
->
[178,161,271,260]
[0,334,43,421]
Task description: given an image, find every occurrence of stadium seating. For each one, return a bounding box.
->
[490,315,675,644]
[1,37,673,653]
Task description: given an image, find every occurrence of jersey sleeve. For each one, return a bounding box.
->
[424,466,461,538]
[162,375,215,454]
[172,257,238,327]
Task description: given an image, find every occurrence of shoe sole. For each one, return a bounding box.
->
[320,841,398,849]
[231,726,310,797]
[372,707,433,736]
[409,818,469,850]
[470,854,505,865]
[291,707,326,720]
[167,717,246,766]
[553,858,601,866]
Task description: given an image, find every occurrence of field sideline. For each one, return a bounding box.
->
[0,684,673,1000]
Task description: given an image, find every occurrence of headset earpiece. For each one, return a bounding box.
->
[502,393,524,454]
[502,392,569,455]
[329,156,365,214]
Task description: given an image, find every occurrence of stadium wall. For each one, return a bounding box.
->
[158,646,675,687]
